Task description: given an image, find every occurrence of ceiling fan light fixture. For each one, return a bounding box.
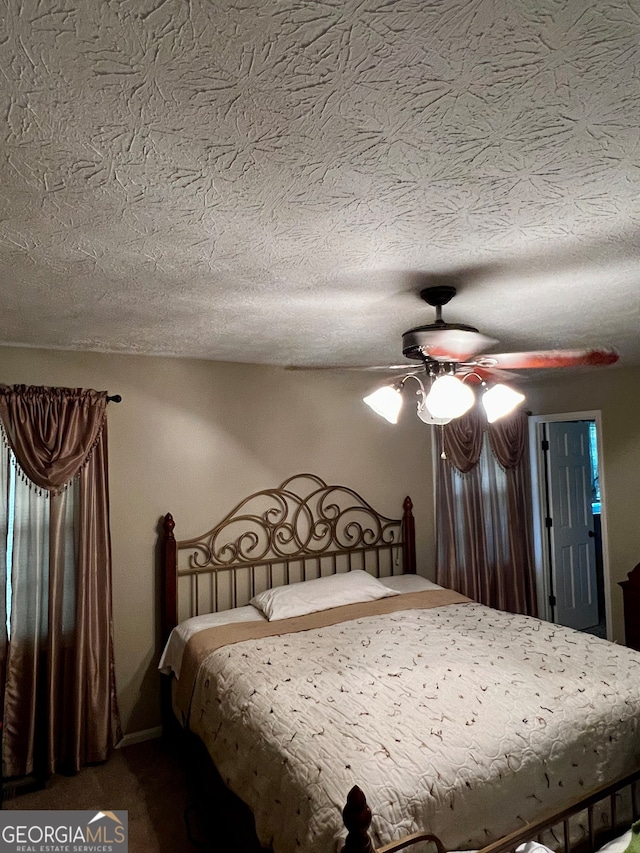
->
[363,385,403,424]
[482,383,526,423]
[425,375,475,419]
[416,397,452,425]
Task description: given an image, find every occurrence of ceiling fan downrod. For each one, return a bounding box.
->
[419,285,457,327]
[403,285,480,361]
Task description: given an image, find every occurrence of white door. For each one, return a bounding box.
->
[546,421,599,630]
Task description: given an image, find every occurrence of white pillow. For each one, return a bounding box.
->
[516,843,555,853]
[250,570,399,621]
[381,574,443,593]
[596,831,632,853]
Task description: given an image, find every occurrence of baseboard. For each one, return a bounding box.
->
[116,726,163,748]
[3,774,46,801]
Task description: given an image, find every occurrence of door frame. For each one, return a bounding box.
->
[528,410,611,638]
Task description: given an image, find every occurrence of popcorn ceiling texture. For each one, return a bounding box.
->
[1,0,639,367]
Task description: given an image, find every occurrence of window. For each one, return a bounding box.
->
[589,421,600,514]
[3,449,77,643]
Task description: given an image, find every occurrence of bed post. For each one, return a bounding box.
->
[161,513,178,644]
[160,513,178,736]
[619,562,640,651]
[342,786,375,853]
[401,496,416,574]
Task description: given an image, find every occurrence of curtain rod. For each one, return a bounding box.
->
[107,395,122,403]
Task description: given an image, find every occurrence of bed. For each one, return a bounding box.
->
[158,473,640,853]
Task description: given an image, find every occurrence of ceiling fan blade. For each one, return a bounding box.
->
[476,347,619,370]
[403,328,498,362]
[286,364,421,373]
[457,365,520,383]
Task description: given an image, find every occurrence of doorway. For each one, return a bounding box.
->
[528,411,610,638]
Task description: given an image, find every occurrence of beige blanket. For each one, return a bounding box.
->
[177,587,470,719]
[187,597,640,853]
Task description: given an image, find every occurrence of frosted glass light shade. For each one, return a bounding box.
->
[482,383,525,423]
[363,386,403,424]
[425,375,475,419]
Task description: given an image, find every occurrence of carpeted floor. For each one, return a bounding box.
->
[582,619,608,639]
[2,735,264,853]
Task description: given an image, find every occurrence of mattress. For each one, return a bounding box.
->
[165,583,640,853]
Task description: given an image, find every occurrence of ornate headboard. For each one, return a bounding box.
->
[160,473,416,641]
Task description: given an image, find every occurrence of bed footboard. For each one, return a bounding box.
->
[342,787,444,853]
[344,770,640,853]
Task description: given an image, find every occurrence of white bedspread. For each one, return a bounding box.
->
[187,601,640,853]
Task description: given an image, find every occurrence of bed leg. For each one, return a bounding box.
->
[342,786,375,853]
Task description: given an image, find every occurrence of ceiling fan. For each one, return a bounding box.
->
[401,284,618,375]
[360,285,619,426]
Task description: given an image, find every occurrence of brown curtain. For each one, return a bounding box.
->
[435,407,537,616]
[0,385,121,777]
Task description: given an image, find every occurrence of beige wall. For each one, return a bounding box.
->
[4,348,637,736]
[0,346,435,736]
[526,365,640,644]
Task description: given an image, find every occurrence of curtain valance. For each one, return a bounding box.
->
[442,407,528,473]
[0,385,108,492]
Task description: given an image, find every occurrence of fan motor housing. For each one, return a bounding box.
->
[402,323,480,361]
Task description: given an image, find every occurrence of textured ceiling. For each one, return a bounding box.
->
[1,0,640,373]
